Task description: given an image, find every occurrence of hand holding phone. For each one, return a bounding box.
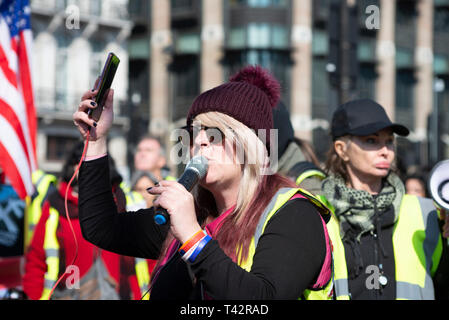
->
[87,52,120,122]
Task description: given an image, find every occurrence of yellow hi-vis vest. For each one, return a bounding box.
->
[238,187,334,300]
[322,194,443,300]
[296,169,326,186]
[119,181,147,212]
[40,206,60,300]
[134,258,150,300]
[27,170,57,248]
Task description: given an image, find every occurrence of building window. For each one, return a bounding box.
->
[228,27,246,48]
[312,57,332,161]
[222,49,291,106]
[248,23,271,48]
[46,136,79,162]
[358,65,376,100]
[129,37,150,59]
[434,54,449,76]
[227,24,289,49]
[395,0,417,48]
[171,0,195,10]
[89,0,102,16]
[230,0,288,7]
[396,47,414,69]
[175,32,201,54]
[170,56,200,122]
[395,70,415,130]
[434,5,449,33]
[312,30,328,56]
[358,38,376,63]
[312,57,329,109]
[90,37,107,89]
[55,33,69,110]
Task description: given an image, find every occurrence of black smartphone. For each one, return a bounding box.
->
[87,52,120,122]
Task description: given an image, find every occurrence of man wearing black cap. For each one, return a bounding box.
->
[320,98,449,300]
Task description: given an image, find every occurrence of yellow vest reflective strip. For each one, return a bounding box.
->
[135,258,150,300]
[120,181,131,195]
[295,169,326,186]
[326,194,442,300]
[314,194,350,300]
[27,171,57,246]
[40,207,60,300]
[125,191,146,211]
[327,215,350,300]
[240,187,333,300]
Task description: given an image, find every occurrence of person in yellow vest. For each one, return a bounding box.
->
[26,170,57,249]
[73,65,334,300]
[131,171,160,209]
[133,134,176,184]
[321,98,449,300]
[23,142,138,300]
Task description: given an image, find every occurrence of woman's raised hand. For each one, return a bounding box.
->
[73,88,114,141]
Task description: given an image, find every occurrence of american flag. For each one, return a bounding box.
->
[0,0,36,199]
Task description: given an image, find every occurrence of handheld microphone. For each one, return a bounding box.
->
[153,155,209,225]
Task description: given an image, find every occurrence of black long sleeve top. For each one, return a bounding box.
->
[78,155,326,300]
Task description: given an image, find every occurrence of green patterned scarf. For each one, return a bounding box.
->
[322,172,405,242]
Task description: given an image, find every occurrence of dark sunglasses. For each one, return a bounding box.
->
[178,125,225,146]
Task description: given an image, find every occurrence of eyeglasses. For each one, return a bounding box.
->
[178,125,225,147]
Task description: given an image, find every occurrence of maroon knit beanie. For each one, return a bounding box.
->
[186,65,281,148]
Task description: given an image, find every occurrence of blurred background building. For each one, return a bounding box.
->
[30,0,132,179]
[31,0,449,179]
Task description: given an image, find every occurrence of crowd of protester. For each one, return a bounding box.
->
[1,65,448,300]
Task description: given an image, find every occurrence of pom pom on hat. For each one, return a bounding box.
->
[229,65,281,108]
[186,65,281,149]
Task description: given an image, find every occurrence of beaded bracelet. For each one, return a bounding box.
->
[188,235,212,263]
[178,230,206,256]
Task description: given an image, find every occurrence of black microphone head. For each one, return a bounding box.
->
[186,155,209,179]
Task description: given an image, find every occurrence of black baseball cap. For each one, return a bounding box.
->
[331,99,409,140]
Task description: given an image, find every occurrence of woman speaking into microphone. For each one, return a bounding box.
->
[73,66,333,300]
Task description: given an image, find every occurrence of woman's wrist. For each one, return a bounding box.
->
[86,137,107,158]
[179,226,203,245]
[178,229,212,263]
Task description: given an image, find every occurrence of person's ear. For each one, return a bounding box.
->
[334,139,349,162]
